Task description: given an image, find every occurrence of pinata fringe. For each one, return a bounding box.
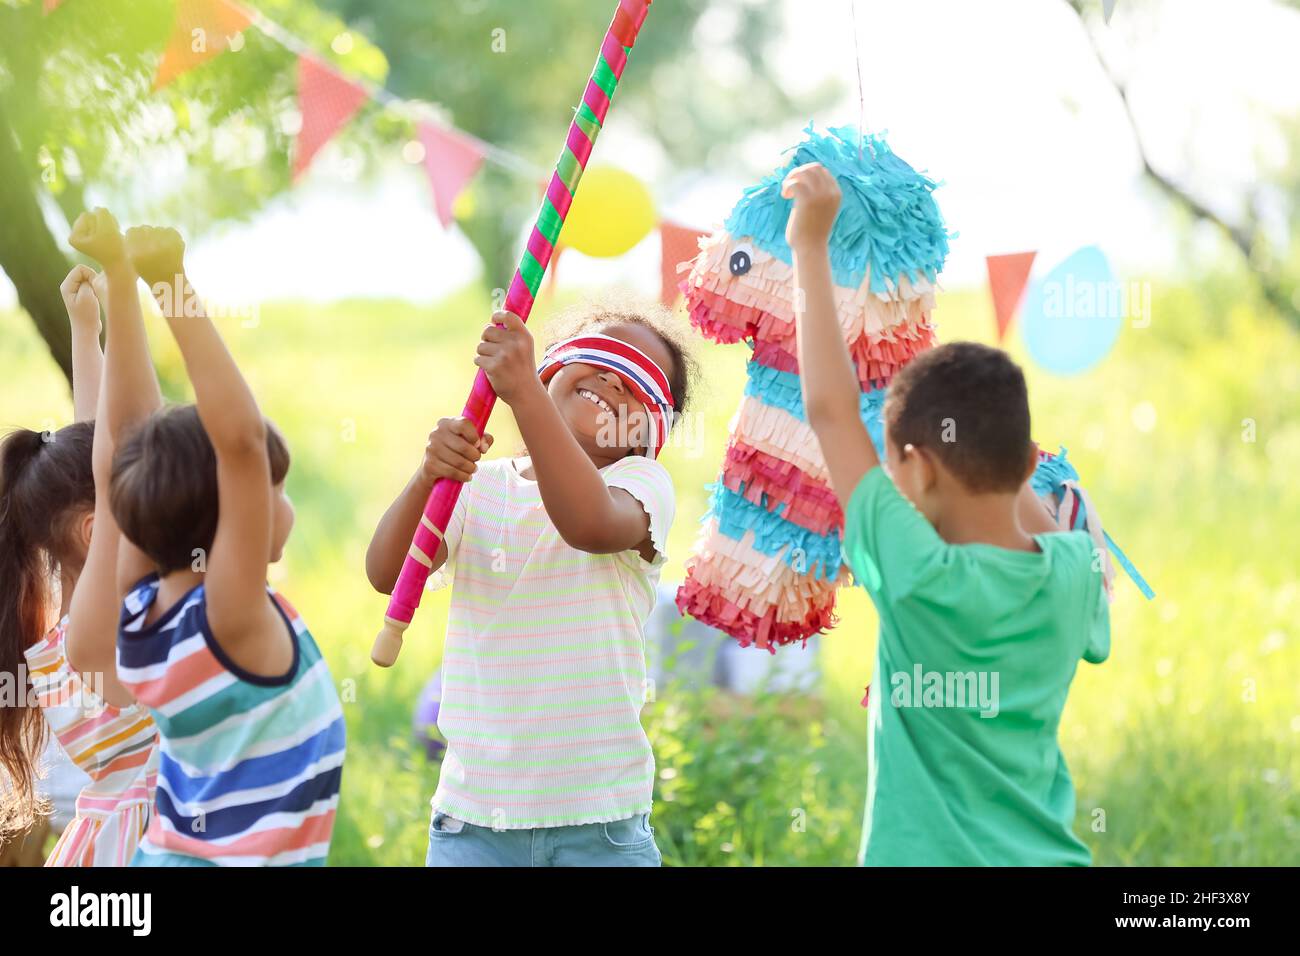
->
[721,125,951,293]
[708,483,844,579]
[682,236,938,358]
[723,442,843,536]
[676,525,844,649]
[731,398,829,481]
[748,321,935,391]
[675,577,836,651]
[743,361,886,428]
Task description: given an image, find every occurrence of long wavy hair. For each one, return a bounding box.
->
[0,422,95,837]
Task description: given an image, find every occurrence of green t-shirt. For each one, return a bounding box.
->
[843,467,1110,867]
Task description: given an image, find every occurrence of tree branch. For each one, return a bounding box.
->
[1064,0,1299,329]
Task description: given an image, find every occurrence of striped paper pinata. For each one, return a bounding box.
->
[675,125,1151,652]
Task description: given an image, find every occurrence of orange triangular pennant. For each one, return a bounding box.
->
[985,251,1037,342]
[659,221,705,306]
[154,0,253,90]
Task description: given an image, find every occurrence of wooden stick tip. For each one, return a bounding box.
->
[371,618,408,668]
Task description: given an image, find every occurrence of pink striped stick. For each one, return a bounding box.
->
[372,0,654,666]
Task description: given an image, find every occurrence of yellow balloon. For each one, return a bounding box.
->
[561,166,656,258]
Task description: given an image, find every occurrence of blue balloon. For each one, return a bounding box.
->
[1021,245,1124,375]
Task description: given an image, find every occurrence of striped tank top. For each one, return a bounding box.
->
[117,576,346,866]
[432,455,675,829]
[24,616,159,866]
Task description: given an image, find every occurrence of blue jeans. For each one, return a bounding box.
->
[424,809,662,867]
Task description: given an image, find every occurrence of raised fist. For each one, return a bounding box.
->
[68,207,126,267]
[781,163,842,253]
[125,225,186,289]
[59,264,102,332]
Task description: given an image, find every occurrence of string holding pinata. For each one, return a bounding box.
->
[675,125,1151,653]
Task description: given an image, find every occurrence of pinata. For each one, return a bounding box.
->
[675,125,1151,652]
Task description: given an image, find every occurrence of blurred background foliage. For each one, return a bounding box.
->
[0,0,834,380]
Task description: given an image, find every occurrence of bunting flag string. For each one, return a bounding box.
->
[131,0,541,217]
[42,1,1054,324]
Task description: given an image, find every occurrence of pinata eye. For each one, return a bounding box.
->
[729,243,753,276]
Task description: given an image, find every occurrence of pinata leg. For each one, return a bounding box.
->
[1031,446,1155,600]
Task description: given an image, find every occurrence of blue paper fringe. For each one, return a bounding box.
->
[707,482,845,581]
[743,360,888,454]
[723,124,952,294]
[703,439,1153,598]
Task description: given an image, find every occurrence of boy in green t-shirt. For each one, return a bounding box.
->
[782,163,1110,866]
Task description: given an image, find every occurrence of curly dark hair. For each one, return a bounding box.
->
[884,342,1034,493]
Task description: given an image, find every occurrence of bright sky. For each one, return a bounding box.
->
[4,0,1297,309]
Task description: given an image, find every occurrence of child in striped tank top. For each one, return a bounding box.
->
[1,260,158,866]
[70,211,345,866]
[369,298,696,867]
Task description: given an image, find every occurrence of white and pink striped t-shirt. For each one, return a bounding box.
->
[430,454,674,829]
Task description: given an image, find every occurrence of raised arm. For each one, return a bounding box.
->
[65,340,137,707]
[58,265,103,422]
[475,311,653,557]
[785,163,880,510]
[68,209,164,598]
[70,210,164,437]
[62,213,146,702]
[125,226,275,647]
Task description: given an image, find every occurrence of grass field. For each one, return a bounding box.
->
[3,272,1297,866]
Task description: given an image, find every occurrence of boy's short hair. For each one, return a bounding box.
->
[110,405,290,575]
[884,342,1032,493]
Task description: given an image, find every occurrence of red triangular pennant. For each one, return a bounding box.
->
[659,221,705,306]
[417,122,486,228]
[985,251,1037,342]
[293,54,369,181]
[154,0,253,89]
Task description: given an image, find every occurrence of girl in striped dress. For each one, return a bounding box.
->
[68,212,345,866]
[1,262,158,866]
[368,299,695,867]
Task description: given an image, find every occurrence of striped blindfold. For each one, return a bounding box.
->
[536,334,675,458]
